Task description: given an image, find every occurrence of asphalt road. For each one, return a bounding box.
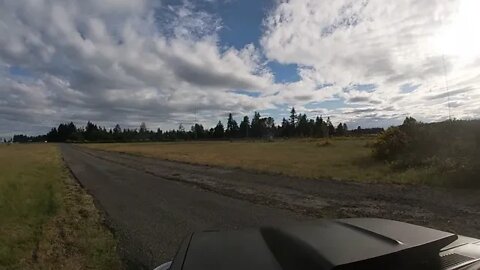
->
[60,145,309,269]
[61,144,480,269]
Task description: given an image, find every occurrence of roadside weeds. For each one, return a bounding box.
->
[0,144,121,270]
[32,169,122,270]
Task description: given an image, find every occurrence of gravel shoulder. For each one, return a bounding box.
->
[62,144,480,268]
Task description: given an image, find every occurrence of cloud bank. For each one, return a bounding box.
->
[1,0,479,136]
[262,0,480,124]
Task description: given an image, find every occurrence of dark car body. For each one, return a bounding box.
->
[157,218,480,270]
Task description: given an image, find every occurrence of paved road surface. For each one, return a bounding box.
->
[60,145,309,269]
[61,144,480,269]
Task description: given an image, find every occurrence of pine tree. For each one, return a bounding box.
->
[226,113,239,138]
[192,124,204,139]
[113,124,122,134]
[239,116,250,138]
[213,121,225,138]
[289,107,297,126]
[314,116,323,137]
[289,107,297,136]
[326,117,335,137]
[297,114,309,137]
[250,112,262,137]
[336,123,345,136]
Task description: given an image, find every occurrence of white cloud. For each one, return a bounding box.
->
[0,0,275,135]
[1,0,480,136]
[262,0,480,123]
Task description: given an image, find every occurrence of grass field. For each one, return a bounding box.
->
[84,137,438,185]
[0,144,120,269]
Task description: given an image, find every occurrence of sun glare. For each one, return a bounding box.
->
[435,0,480,60]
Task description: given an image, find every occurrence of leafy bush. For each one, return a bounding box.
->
[372,118,480,186]
[373,117,438,166]
[372,126,408,161]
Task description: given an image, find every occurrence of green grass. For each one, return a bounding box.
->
[84,137,438,185]
[0,144,121,269]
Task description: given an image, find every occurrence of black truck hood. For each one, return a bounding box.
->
[168,218,480,270]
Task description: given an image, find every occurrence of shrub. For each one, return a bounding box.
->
[372,118,437,166]
[372,126,408,161]
[372,118,480,186]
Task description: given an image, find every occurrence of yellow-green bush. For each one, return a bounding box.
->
[372,118,480,186]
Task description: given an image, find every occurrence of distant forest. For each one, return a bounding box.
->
[10,107,384,143]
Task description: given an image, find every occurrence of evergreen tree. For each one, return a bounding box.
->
[12,108,391,142]
[154,128,163,141]
[57,122,77,141]
[314,116,324,137]
[289,107,297,127]
[226,113,239,138]
[47,128,58,142]
[326,117,335,137]
[308,119,315,137]
[113,124,122,134]
[280,118,290,137]
[191,124,205,139]
[250,112,262,137]
[289,107,297,136]
[213,121,225,138]
[239,116,250,138]
[297,114,309,137]
[84,121,99,141]
[336,123,345,136]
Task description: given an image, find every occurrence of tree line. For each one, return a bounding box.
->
[11,107,384,143]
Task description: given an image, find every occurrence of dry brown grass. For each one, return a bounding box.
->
[84,137,435,184]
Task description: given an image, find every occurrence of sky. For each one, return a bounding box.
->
[1,0,480,137]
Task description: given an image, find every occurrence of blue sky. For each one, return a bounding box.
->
[0,0,479,137]
[160,0,301,84]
